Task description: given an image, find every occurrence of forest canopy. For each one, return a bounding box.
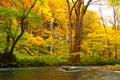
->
[0,0,120,67]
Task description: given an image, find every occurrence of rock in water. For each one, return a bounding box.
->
[62,66,74,71]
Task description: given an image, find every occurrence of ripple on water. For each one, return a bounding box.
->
[0,67,40,71]
[0,66,120,80]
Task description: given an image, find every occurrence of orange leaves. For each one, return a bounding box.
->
[50,7,55,13]
[24,0,32,7]
[0,0,34,9]
[1,0,12,7]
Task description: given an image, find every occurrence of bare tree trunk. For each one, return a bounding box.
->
[112,6,119,59]
[73,16,83,64]
[66,0,92,65]
[9,19,25,56]
[97,3,111,58]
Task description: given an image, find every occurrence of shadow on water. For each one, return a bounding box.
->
[0,66,120,80]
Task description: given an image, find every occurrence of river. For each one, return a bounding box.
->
[0,66,120,80]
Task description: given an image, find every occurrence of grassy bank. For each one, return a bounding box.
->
[16,53,69,67]
[14,53,120,67]
[105,64,120,71]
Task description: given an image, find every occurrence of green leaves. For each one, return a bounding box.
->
[0,6,24,18]
[0,6,16,17]
[0,5,42,27]
[27,10,42,26]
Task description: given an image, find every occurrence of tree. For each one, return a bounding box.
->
[97,1,112,58]
[108,0,120,58]
[0,0,38,66]
[66,0,93,64]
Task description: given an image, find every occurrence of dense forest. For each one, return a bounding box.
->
[0,0,120,67]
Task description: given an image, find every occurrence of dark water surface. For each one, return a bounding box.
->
[0,66,120,80]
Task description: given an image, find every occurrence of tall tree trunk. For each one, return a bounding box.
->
[66,0,92,65]
[98,3,111,58]
[73,16,83,64]
[113,6,118,58]
[9,19,25,56]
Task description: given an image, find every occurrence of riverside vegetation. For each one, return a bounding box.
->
[0,0,120,68]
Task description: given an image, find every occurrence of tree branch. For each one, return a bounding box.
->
[24,0,37,19]
[70,0,79,15]
[83,0,92,14]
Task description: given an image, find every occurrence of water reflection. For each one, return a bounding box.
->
[0,66,119,80]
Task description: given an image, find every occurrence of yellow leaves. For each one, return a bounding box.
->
[42,29,51,36]
[82,41,88,47]
[55,8,67,22]
[26,36,44,46]
[41,4,52,21]
[51,18,54,23]
[56,8,65,13]
[88,24,120,42]
[48,36,53,41]
[106,34,113,41]
[103,45,110,49]
[55,27,65,37]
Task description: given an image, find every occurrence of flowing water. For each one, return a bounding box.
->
[0,66,120,80]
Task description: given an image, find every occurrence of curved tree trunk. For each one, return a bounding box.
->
[0,19,25,66]
[0,0,37,67]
